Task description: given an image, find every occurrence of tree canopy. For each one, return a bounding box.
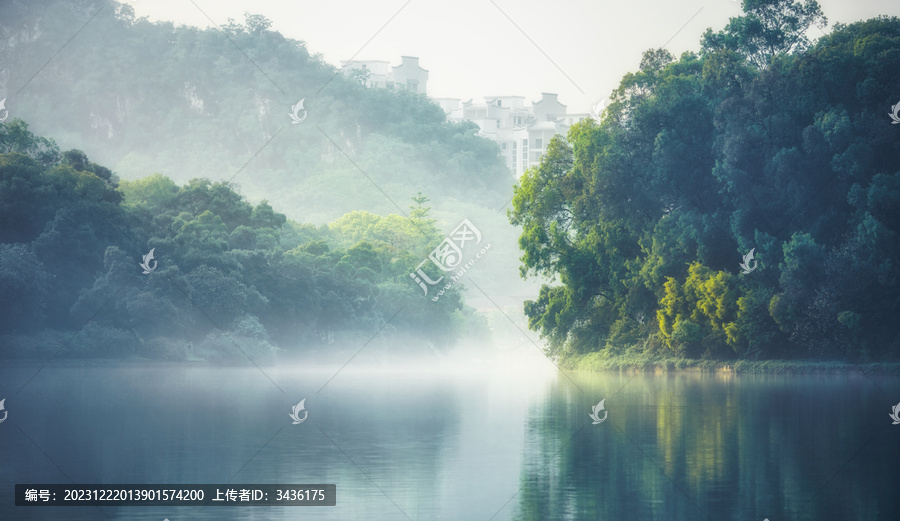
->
[0,121,471,360]
[510,5,900,362]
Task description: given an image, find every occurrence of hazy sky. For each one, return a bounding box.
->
[126,0,900,113]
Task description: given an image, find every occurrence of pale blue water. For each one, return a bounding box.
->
[1,360,898,520]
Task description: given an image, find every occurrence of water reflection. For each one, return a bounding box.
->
[513,372,900,521]
[0,363,897,520]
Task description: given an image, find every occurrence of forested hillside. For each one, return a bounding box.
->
[0,121,478,360]
[0,0,511,223]
[511,5,900,362]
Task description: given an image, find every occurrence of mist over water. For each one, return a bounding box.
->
[1,354,557,521]
[2,0,900,519]
[2,356,898,520]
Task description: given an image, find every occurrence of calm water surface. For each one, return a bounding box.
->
[1,359,898,520]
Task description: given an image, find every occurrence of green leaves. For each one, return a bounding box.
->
[657,263,740,356]
[510,11,900,361]
[0,136,471,358]
[702,0,828,69]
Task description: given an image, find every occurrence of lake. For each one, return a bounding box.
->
[1,357,898,520]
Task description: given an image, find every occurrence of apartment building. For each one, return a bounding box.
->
[438,93,589,177]
[343,57,590,177]
[342,56,429,95]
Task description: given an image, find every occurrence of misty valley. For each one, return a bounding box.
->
[1,0,900,520]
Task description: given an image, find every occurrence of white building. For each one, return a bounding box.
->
[392,56,428,95]
[441,93,588,178]
[433,98,463,120]
[343,57,590,177]
[342,56,429,94]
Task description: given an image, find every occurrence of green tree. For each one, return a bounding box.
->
[510,10,900,361]
[702,0,828,69]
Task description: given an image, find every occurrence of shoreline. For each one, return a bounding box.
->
[561,351,900,375]
[3,354,900,375]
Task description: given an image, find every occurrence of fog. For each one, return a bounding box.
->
[3,1,900,519]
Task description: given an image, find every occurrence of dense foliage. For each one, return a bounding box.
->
[0,0,511,223]
[510,2,900,361]
[0,121,469,360]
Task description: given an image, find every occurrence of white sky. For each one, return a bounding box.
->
[125,0,900,113]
